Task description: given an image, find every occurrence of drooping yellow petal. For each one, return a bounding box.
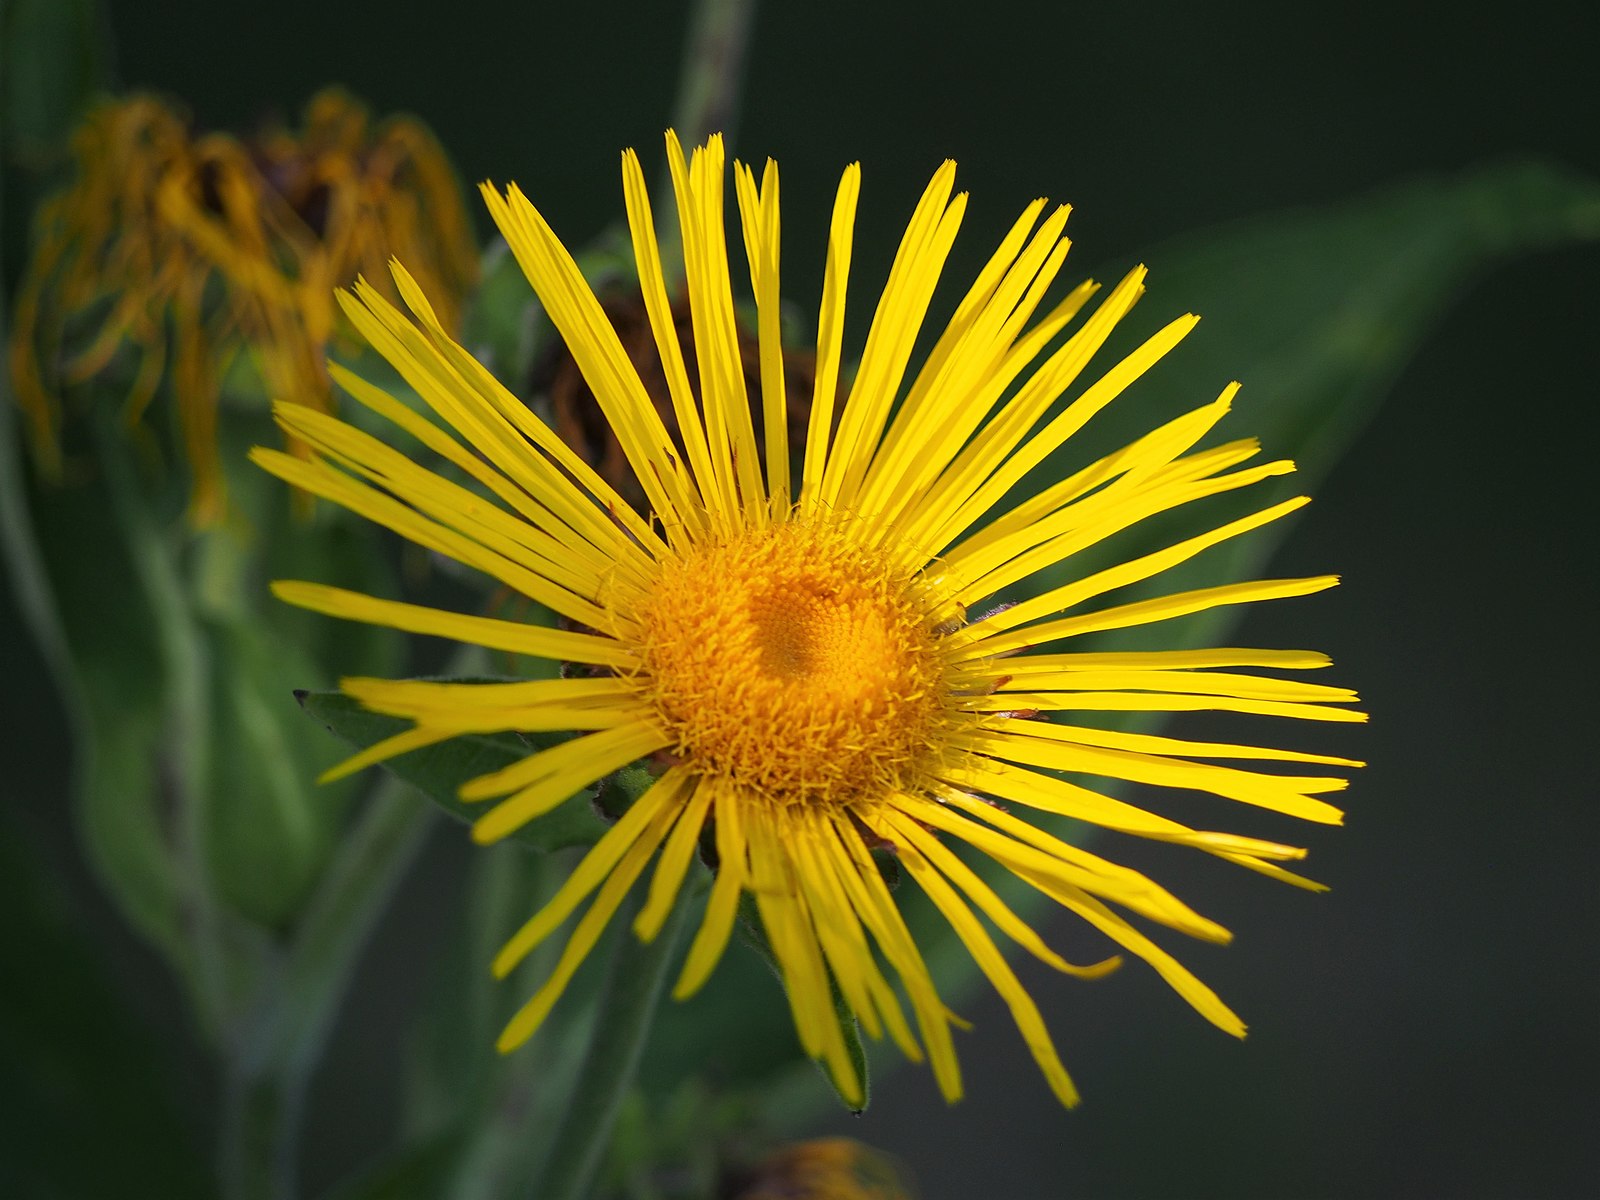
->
[633,777,716,942]
[674,778,749,999]
[880,805,1121,980]
[496,792,682,1052]
[882,810,1082,1108]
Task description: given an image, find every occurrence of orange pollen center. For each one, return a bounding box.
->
[632,521,954,805]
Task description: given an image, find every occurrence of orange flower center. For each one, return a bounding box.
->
[632,520,956,805]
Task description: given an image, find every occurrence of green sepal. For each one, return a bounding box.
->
[732,896,870,1115]
[296,689,610,852]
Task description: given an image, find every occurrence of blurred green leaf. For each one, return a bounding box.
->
[319,1130,465,1200]
[205,617,362,926]
[297,689,610,852]
[1034,158,1600,626]
[20,436,214,1000]
[399,842,521,1140]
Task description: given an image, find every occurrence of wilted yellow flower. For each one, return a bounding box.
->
[255,133,1362,1107]
[730,1138,913,1200]
[10,89,476,522]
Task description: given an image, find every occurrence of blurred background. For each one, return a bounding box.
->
[4,1,1596,1197]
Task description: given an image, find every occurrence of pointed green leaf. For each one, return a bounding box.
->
[1021,158,1600,627]
[296,689,609,852]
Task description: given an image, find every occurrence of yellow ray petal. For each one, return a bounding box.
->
[252,446,612,629]
[968,689,1368,723]
[342,675,636,716]
[318,725,459,784]
[822,161,963,512]
[745,803,860,1104]
[621,148,716,514]
[335,281,664,559]
[828,812,963,1101]
[270,581,634,667]
[272,402,609,598]
[797,819,922,1061]
[734,156,790,508]
[496,793,681,1051]
[978,647,1335,674]
[959,496,1313,647]
[799,163,861,515]
[482,181,700,536]
[464,723,669,837]
[993,667,1359,705]
[964,725,1346,824]
[674,778,748,999]
[880,805,1121,980]
[980,719,1366,768]
[494,768,690,977]
[328,363,636,571]
[882,811,1080,1107]
[955,576,1342,660]
[912,789,1231,943]
[944,389,1236,573]
[857,202,1073,529]
[1022,871,1247,1038]
[633,776,716,942]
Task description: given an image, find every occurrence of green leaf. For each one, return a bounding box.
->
[296,689,610,852]
[204,617,363,926]
[1030,159,1600,627]
[18,434,215,997]
[319,1130,466,1200]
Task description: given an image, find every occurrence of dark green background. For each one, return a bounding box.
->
[5,1,1597,1196]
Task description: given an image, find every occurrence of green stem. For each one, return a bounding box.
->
[531,888,696,1200]
[225,655,477,1196]
[655,0,758,283]
[218,1064,292,1200]
[668,0,758,147]
[96,421,230,1038]
[271,780,439,1180]
[213,781,435,1200]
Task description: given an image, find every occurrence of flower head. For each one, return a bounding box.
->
[255,133,1363,1107]
[11,90,476,522]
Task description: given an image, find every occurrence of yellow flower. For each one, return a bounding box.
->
[254,133,1363,1108]
[10,90,476,523]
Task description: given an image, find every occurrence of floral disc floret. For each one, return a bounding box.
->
[631,518,956,806]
